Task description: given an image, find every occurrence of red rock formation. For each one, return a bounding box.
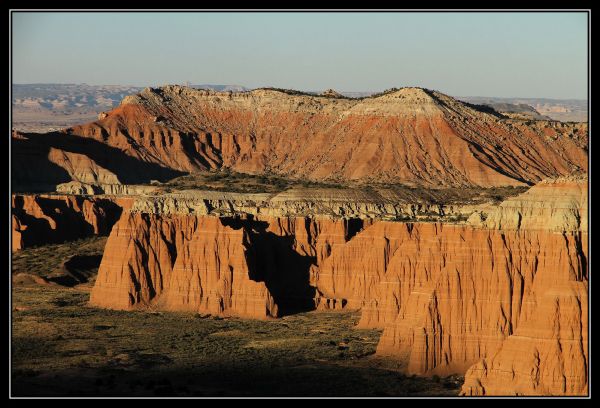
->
[89,214,368,318]
[460,280,588,395]
[312,177,588,395]
[88,177,588,395]
[91,214,276,317]
[12,86,588,190]
[11,130,184,192]
[11,194,127,251]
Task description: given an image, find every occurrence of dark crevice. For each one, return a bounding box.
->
[221,216,317,317]
[12,196,122,248]
[345,218,365,242]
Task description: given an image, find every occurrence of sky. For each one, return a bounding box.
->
[11,12,588,99]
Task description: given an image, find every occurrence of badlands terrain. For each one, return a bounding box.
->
[11,85,589,397]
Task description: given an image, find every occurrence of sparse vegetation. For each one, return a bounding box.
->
[11,236,466,396]
[255,87,318,97]
[11,236,107,284]
[162,170,529,205]
[12,284,463,397]
[164,170,347,194]
[367,87,402,99]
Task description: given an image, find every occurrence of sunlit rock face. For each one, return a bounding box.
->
[86,177,588,395]
[12,86,587,190]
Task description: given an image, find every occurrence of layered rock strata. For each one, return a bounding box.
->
[12,86,588,191]
[127,188,487,221]
[88,176,588,395]
[90,214,367,318]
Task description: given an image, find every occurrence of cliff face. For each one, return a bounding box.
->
[89,214,368,318]
[313,177,587,395]
[313,178,588,395]
[12,86,588,191]
[87,176,587,395]
[11,194,128,251]
[458,177,588,396]
[90,214,276,317]
[460,280,588,396]
[365,225,586,378]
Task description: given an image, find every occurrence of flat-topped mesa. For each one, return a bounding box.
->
[87,176,588,395]
[468,175,588,232]
[13,84,586,192]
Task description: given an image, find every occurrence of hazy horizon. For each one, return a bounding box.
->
[11,82,588,102]
[12,12,588,99]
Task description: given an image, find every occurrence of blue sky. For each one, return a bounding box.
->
[12,12,588,99]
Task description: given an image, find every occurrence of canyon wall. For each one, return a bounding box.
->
[89,214,367,318]
[313,177,587,395]
[87,176,588,395]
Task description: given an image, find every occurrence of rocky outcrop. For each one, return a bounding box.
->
[309,177,588,395]
[89,214,367,318]
[467,176,588,232]
[458,181,588,396]
[127,188,487,222]
[365,224,586,377]
[11,130,184,192]
[11,194,127,251]
[12,86,588,191]
[87,176,588,395]
[460,280,588,395]
[321,89,344,98]
[55,181,159,196]
[90,214,276,317]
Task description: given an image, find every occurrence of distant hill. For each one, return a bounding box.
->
[459,96,587,123]
[12,83,144,113]
[11,84,588,134]
[12,85,587,192]
[11,83,248,132]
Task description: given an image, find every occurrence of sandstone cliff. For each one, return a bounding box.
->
[12,86,588,191]
[315,177,587,395]
[89,214,367,318]
[459,177,588,396]
[87,176,588,395]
